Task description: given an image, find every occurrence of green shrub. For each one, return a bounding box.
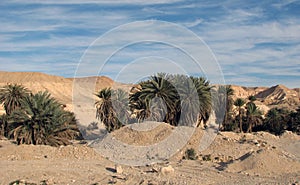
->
[184,148,198,160]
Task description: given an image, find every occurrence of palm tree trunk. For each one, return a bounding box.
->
[31,127,36,145]
[239,108,243,133]
[246,117,252,133]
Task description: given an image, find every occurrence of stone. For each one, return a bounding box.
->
[115,164,123,174]
[161,165,174,175]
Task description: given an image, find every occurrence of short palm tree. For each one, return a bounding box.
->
[8,91,80,146]
[189,76,212,127]
[212,85,234,130]
[265,108,290,135]
[130,74,179,125]
[0,84,29,115]
[248,95,257,102]
[234,98,246,132]
[0,114,8,137]
[129,74,212,127]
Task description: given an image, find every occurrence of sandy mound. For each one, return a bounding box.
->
[0,139,101,161]
[112,122,174,146]
[225,148,300,176]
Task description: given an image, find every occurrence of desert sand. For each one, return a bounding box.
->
[0,71,300,184]
[0,126,299,184]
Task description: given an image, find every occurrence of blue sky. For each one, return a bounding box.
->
[0,0,299,87]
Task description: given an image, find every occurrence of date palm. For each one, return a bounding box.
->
[8,91,80,146]
[0,84,29,115]
[95,88,129,132]
[245,102,262,133]
[130,74,179,125]
[265,108,290,135]
[234,98,246,132]
[130,74,212,127]
[212,85,234,130]
[189,76,212,127]
[0,114,8,137]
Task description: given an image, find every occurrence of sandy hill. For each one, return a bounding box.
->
[0,72,129,105]
[0,71,299,114]
[0,71,71,84]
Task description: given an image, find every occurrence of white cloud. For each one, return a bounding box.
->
[9,0,184,5]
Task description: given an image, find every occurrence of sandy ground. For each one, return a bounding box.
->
[0,124,300,185]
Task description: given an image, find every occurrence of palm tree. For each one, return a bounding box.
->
[248,95,256,103]
[176,76,202,126]
[130,74,179,125]
[288,107,300,134]
[214,85,234,129]
[245,102,262,133]
[8,91,80,146]
[234,98,246,132]
[0,84,29,115]
[265,108,290,135]
[0,114,8,137]
[111,88,130,124]
[189,76,212,127]
[129,74,212,127]
[95,88,129,132]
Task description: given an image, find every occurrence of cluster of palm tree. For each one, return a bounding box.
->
[0,84,82,146]
[95,73,300,135]
[95,73,213,132]
[221,92,300,135]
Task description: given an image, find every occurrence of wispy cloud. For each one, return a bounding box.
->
[0,1,299,87]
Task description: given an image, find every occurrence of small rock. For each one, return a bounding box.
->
[253,139,259,144]
[115,164,123,174]
[161,165,174,175]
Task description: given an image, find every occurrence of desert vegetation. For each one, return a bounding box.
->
[213,86,300,135]
[95,73,212,131]
[0,84,82,146]
[95,73,300,136]
[0,73,299,148]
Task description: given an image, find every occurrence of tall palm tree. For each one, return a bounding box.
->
[8,91,79,146]
[234,98,246,132]
[245,102,262,133]
[224,85,234,123]
[0,84,29,115]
